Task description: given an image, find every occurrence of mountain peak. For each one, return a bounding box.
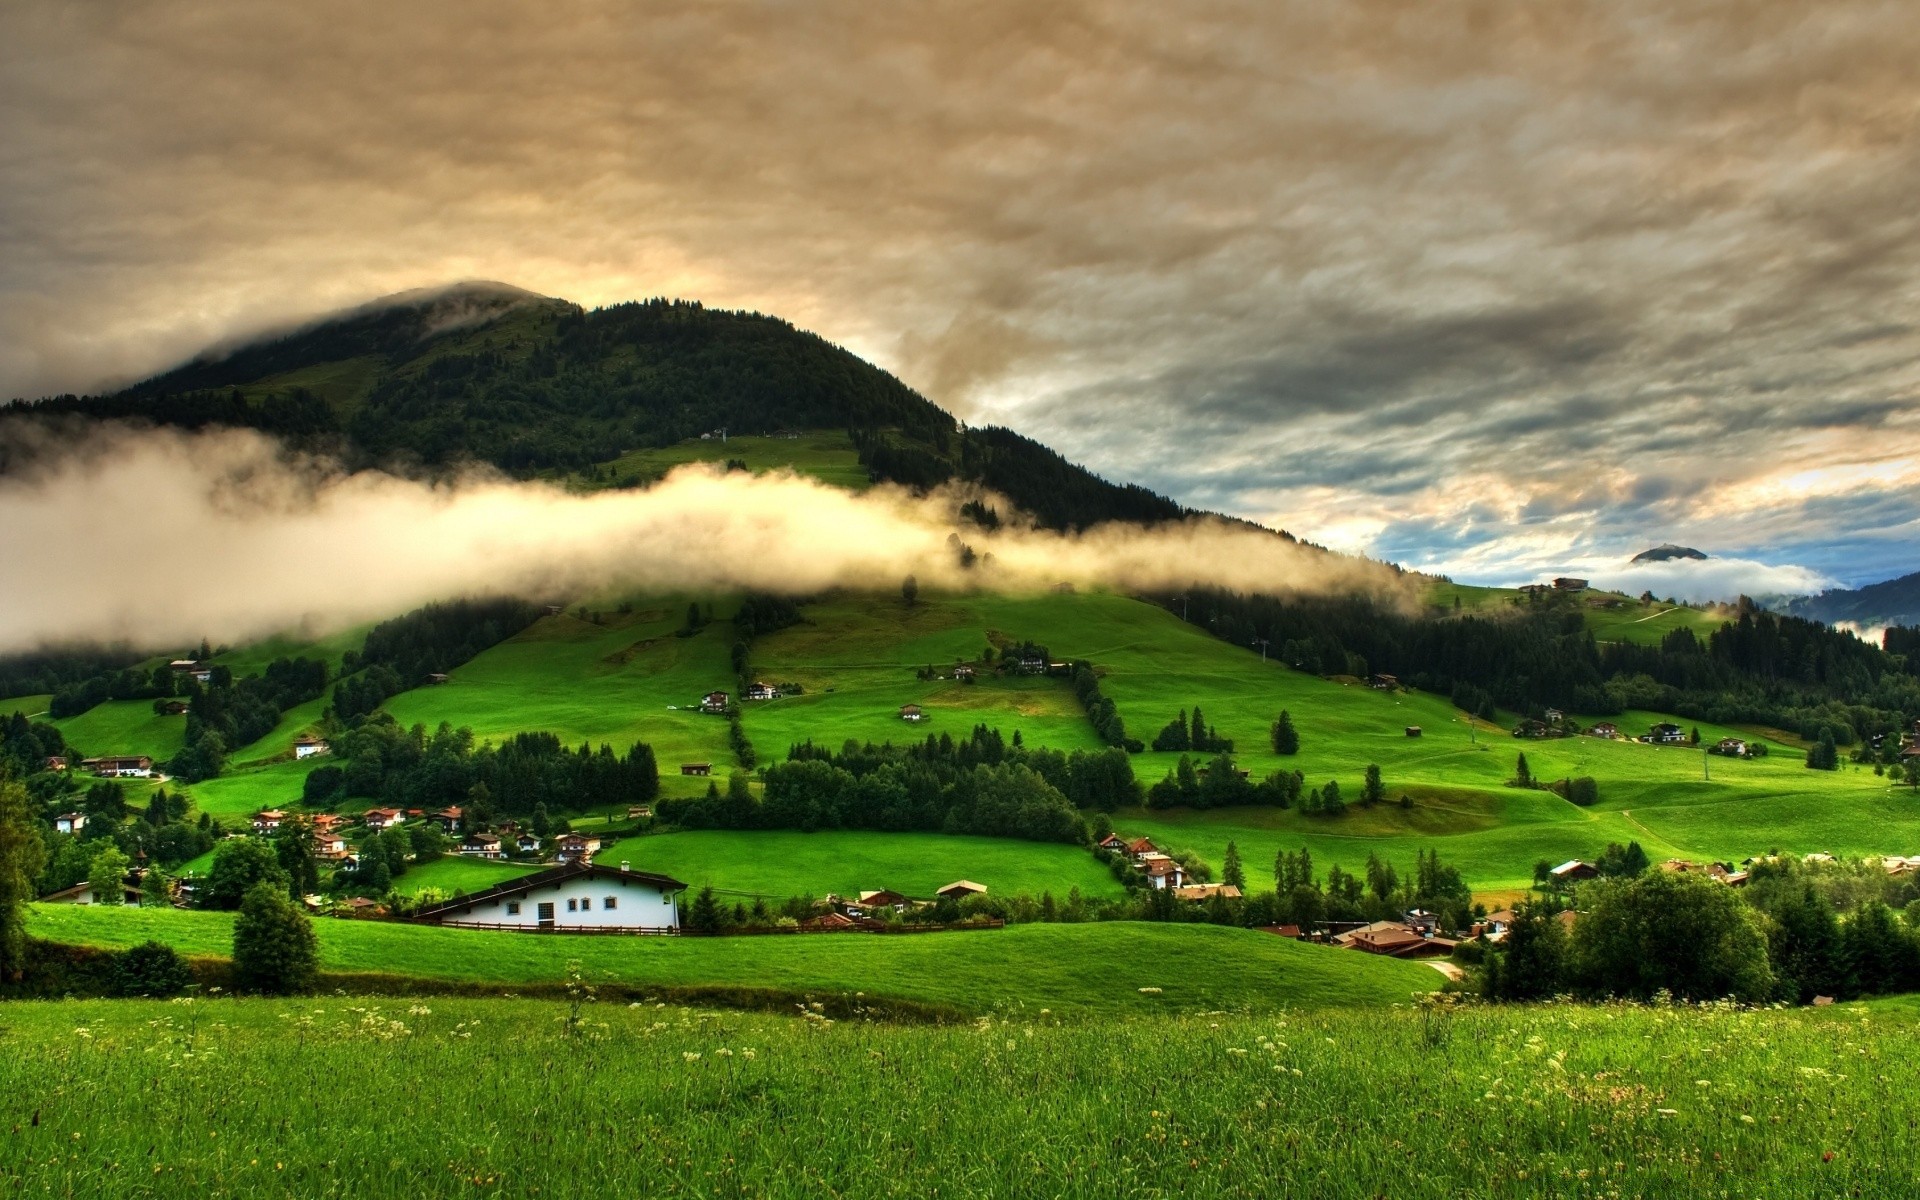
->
[1631,544,1708,563]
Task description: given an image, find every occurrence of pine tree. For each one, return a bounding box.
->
[1190,706,1207,752]
[689,886,724,934]
[1270,710,1299,755]
[1222,840,1245,890]
[1362,763,1384,805]
[1514,752,1533,788]
[1321,780,1345,814]
[232,881,318,995]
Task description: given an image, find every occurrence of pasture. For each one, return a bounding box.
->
[24,905,1432,1015]
[589,429,870,491]
[2,995,1912,1198]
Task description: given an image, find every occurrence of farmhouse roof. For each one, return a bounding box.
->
[936,880,987,898]
[409,862,688,921]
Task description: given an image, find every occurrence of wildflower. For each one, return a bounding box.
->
[683,1052,701,1062]
[1227,1048,1248,1056]
[1740,1115,1756,1124]
[742,1049,757,1059]
[715,1048,734,1057]
[1657,1108,1678,1117]
[1138,987,1163,995]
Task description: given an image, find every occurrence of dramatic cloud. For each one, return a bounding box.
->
[0,426,1405,654]
[2,1,1918,585]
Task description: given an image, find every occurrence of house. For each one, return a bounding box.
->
[44,756,68,772]
[1552,577,1588,591]
[315,831,350,860]
[856,889,908,910]
[700,690,730,714]
[1017,656,1046,674]
[1715,738,1749,757]
[460,832,504,859]
[410,862,686,932]
[252,809,286,833]
[1334,919,1458,958]
[1550,860,1599,883]
[1543,708,1565,724]
[169,659,215,683]
[427,672,450,685]
[953,665,976,681]
[1478,910,1514,942]
[516,833,543,855]
[1405,725,1422,738]
[157,699,188,715]
[1139,853,1186,889]
[745,682,778,701]
[39,880,142,905]
[83,755,153,778]
[1512,718,1550,739]
[899,704,925,722]
[342,896,382,915]
[310,813,344,832]
[292,734,331,759]
[1645,723,1687,744]
[54,812,86,835]
[1370,673,1399,690]
[801,912,862,932]
[545,604,565,616]
[627,804,654,820]
[1096,833,1128,854]
[1588,722,1620,739]
[935,880,988,901]
[362,808,402,831]
[1125,836,1159,861]
[555,833,602,864]
[1259,924,1305,940]
[680,762,713,776]
[1171,883,1242,902]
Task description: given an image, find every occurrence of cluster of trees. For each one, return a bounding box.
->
[1805,728,1841,770]
[49,662,188,719]
[337,596,542,716]
[659,727,1141,844]
[1145,754,1303,810]
[1264,846,1473,931]
[1168,589,1920,748]
[300,718,659,821]
[0,712,74,786]
[170,656,330,781]
[1150,706,1233,753]
[0,647,155,708]
[1069,662,1136,751]
[1490,852,1920,1004]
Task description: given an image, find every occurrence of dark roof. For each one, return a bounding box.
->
[410,862,689,920]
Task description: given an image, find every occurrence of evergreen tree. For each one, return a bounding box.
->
[232,881,318,995]
[1222,840,1245,890]
[1270,710,1299,755]
[688,886,724,934]
[1485,901,1568,1000]
[1189,706,1207,753]
[0,780,48,983]
[1806,729,1839,771]
[140,869,171,908]
[1320,780,1345,815]
[275,818,320,899]
[1362,763,1384,805]
[901,575,919,607]
[1514,752,1533,788]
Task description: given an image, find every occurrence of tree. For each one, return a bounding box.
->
[204,837,290,910]
[1320,780,1345,815]
[1513,752,1533,788]
[0,780,48,982]
[901,575,919,607]
[1485,901,1568,1000]
[275,818,320,899]
[232,881,318,995]
[1222,840,1245,890]
[112,940,192,997]
[1361,764,1384,805]
[1270,710,1299,755]
[1570,870,1773,1003]
[1189,706,1207,753]
[1806,729,1839,771]
[140,868,171,908]
[87,845,130,906]
[688,885,724,934]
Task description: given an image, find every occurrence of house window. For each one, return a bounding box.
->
[506,902,520,916]
[604,896,617,911]
[567,898,578,912]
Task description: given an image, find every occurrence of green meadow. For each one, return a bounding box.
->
[49,699,187,762]
[25,904,1431,1015]
[389,853,541,897]
[4,995,1914,1199]
[590,429,870,491]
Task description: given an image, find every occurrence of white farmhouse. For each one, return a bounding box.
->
[408,862,687,932]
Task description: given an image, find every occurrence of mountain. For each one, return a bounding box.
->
[1782,569,1920,633]
[1630,544,1708,563]
[2,284,1193,533]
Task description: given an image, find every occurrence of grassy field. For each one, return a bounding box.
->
[390,853,541,897]
[3,995,1914,1198]
[25,905,1432,1015]
[0,692,51,719]
[597,829,1126,900]
[174,759,325,819]
[49,698,188,762]
[382,604,737,793]
[590,429,870,491]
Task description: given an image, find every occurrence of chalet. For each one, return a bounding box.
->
[1139,853,1186,889]
[1512,718,1551,739]
[899,704,925,722]
[84,755,153,778]
[700,690,730,714]
[1714,738,1750,758]
[1096,833,1128,854]
[430,807,464,834]
[292,734,331,759]
[1171,883,1242,902]
[1803,851,1837,865]
[1125,836,1159,861]
[953,665,976,681]
[935,880,988,901]
[1550,860,1599,883]
[39,879,142,905]
[1335,919,1458,958]
[460,832,504,859]
[555,833,601,864]
[409,861,684,932]
[54,812,86,835]
[801,912,861,932]
[1370,673,1399,690]
[427,672,450,685]
[311,813,344,832]
[1195,765,1251,779]
[1405,726,1422,738]
[856,889,909,910]
[1552,577,1588,591]
[1543,708,1565,724]
[627,804,654,820]
[1017,656,1046,675]
[516,833,543,855]
[252,809,286,833]
[169,659,215,683]
[1260,924,1305,940]
[745,682,778,701]
[1048,662,1070,676]
[315,831,350,860]
[343,897,382,914]
[1588,722,1621,739]
[1644,723,1687,745]
[362,808,402,831]
[1479,909,1514,941]
[680,762,713,776]
[44,756,67,771]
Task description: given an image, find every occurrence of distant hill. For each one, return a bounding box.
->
[1631,544,1708,563]
[1,283,1195,533]
[1782,569,1920,632]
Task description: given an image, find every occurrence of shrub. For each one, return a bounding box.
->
[111,940,193,998]
[232,881,318,995]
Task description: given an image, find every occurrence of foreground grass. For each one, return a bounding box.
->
[26,905,1431,1015]
[1,996,1914,1198]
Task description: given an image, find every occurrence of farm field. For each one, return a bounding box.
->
[381,603,736,793]
[597,829,1126,901]
[0,693,51,719]
[588,429,870,491]
[25,905,1433,1014]
[49,698,187,762]
[3,995,1913,1199]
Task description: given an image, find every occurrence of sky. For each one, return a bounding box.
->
[3,1,1918,595]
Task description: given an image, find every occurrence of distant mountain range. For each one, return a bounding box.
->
[1631,544,1708,563]
[1781,570,1920,632]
